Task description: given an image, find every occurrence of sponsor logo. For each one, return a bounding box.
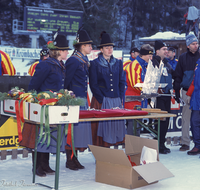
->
[0,136,19,148]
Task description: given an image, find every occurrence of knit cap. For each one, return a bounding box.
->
[186,33,198,46]
[154,40,167,51]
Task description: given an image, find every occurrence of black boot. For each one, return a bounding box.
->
[41,153,55,175]
[73,150,85,169]
[32,151,46,177]
[65,150,78,170]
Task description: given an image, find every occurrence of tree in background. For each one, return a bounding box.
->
[0,0,199,49]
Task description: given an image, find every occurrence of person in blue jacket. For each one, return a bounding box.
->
[64,29,93,170]
[167,47,178,71]
[21,33,71,177]
[152,40,173,154]
[89,31,125,147]
[186,59,200,155]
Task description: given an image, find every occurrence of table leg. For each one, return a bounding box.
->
[32,124,38,183]
[133,120,137,136]
[157,118,160,151]
[54,124,61,190]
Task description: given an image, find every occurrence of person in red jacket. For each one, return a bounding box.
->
[124,44,154,136]
[123,47,139,70]
[28,48,49,76]
[0,50,16,75]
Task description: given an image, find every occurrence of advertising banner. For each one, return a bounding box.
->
[0,115,23,150]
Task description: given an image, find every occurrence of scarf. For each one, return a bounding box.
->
[72,51,90,66]
[130,56,136,62]
[98,54,116,72]
[71,51,90,74]
[136,55,148,82]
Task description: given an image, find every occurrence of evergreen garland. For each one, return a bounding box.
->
[0,87,85,106]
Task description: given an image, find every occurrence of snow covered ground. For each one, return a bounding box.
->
[1,141,200,190]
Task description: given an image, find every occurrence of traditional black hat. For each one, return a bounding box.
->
[73,29,93,47]
[154,40,167,51]
[98,31,115,48]
[130,47,139,54]
[47,32,71,50]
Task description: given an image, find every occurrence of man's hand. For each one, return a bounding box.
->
[157,88,164,94]
[175,90,180,103]
[186,95,191,105]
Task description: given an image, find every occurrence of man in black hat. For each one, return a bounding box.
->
[123,47,140,70]
[167,47,178,71]
[153,40,173,154]
[28,48,49,76]
[124,44,154,136]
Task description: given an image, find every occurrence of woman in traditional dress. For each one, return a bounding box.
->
[20,33,70,177]
[64,29,93,170]
[89,31,125,147]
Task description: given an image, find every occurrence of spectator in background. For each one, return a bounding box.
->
[186,59,200,155]
[123,47,139,70]
[184,6,199,37]
[28,48,49,76]
[167,47,178,70]
[0,50,16,75]
[153,40,173,154]
[173,33,200,151]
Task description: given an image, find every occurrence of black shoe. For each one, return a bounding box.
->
[73,156,85,169]
[35,166,46,177]
[42,165,55,175]
[164,146,171,153]
[187,147,200,155]
[159,148,168,154]
[179,144,190,151]
[66,161,79,170]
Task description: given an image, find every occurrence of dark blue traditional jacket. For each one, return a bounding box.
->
[64,52,89,99]
[89,54,125,104]
[28,57,65,93]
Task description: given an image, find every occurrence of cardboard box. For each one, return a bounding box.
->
[26,103,80,124]
[89,135,174,189]
[1,100,80,124]
[0,100,26,117]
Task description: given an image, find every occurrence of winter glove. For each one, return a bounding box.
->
[186,95,191,105]
[175,90,180,103]
[157,88,164,94]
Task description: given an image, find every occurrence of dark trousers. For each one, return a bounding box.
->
[155,95,171,146]
[191,110,200,149]
[186,20,199,37]
[126,119,141,136]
